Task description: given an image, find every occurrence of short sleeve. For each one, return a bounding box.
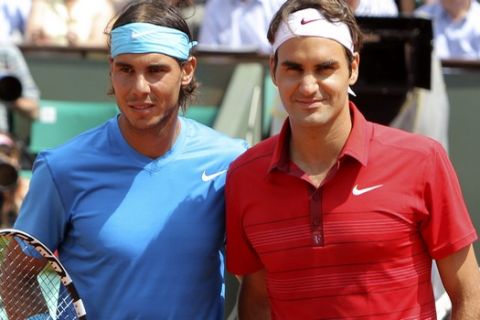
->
[14,153,67,251]
[420,143,478,260]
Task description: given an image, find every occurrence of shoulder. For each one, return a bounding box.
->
[182,117,249,154]
[38,119,114,166]
[228,135,278,174]
[371,123,446,158]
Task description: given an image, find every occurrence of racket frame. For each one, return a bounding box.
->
[0,228,87,319]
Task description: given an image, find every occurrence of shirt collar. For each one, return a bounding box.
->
[268,102,372,173]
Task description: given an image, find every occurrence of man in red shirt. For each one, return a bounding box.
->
[225,0,480,319]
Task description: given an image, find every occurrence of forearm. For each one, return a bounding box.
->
[437,245,480,320]
[237,270,271,320]
[450,293,480,319]
[13,97,39,120]
[238,289,271,320]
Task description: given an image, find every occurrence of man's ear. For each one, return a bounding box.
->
[181,56,197,85]
[349,52,360,86]
[269,54,277,86]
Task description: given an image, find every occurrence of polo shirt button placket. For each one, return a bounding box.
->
[310,189,324,247]
[312,230,322,245]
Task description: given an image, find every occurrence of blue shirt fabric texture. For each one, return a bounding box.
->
[415,1,480,59]
[15,116,248,319]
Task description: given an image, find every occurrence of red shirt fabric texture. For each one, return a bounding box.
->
[226,102,477,319]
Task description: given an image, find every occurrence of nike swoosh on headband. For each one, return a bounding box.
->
[300,18,323,25]
[272,8,354,54]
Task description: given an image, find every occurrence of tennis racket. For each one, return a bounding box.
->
[0,228,86,320]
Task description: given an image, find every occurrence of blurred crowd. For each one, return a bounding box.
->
[0,0,478,60]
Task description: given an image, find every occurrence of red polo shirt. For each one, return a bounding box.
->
[226,102,477,319]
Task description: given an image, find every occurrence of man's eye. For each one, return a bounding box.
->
[284,66,301,72]
[120,66,132,73]
[149,66,168,73]
[318,63,336,72]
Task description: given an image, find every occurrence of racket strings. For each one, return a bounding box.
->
[52,286,78,319]
[0,235,79,319]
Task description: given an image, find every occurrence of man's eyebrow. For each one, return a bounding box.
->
[280,60,302,68]
[280,59,340,68]
[113,61,132,68]
[317,59,339,67]
[113,61,170,68]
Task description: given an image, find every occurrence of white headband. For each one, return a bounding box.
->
[272,8,354,54]
[272,8,356,96]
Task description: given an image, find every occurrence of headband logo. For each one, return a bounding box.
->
[131,30,156,39]
[272,8,354,54]
[300,18,322,25]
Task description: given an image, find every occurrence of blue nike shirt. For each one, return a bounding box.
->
[15,116,248,319]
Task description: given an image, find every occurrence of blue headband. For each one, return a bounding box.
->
[110,22,197,60]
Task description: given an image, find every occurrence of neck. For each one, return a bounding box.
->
[119,112,181,159]
[288,108,352,186]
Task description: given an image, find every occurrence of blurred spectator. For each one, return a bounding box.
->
[0,0,32,44]
[175,0,206,39]
[346,0,399,15]
[111,0,197,12]
[25,0,115,47]
[0,131,29,228]
[110,0,204,38]
[415,0,480,59]
[397,0,439,14]
[0,44,39,134]
[198,0,286,54]
[110,0,129,12]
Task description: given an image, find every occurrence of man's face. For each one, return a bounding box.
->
[441,0,470,14]
[110,52,195,133]
[270,36,359,129]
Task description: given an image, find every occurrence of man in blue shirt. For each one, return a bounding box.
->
[198,0,286,54]
[12,1,247,319]
[0,44,39,133]
[416,0,480,59]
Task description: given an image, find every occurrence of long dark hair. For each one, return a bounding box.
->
[107,0,198,112]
